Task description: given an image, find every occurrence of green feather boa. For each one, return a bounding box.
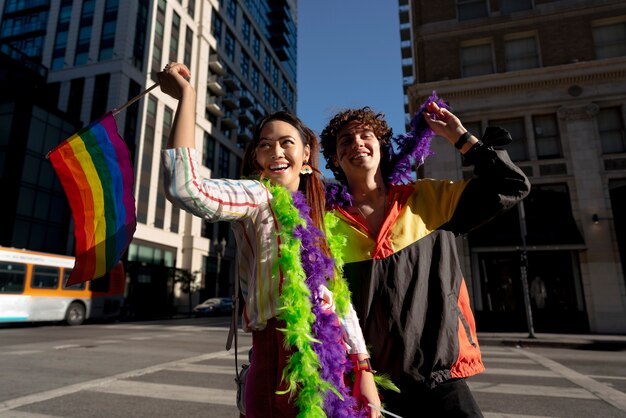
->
[267,182,353,417]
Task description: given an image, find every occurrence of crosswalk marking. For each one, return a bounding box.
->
[483,358,535,364]
[484,413,555,418]
[468,381,598,399]
[88,380,237,405]
[481,367,559,377]
[166,363,235,375]
[0,411,62,418]
[518,349,626,412]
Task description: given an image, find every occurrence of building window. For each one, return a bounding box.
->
[137,120,155,224]
[252,33,260,59]
[457,0,488,21]
[218,145,230,177]
[489,117,528,161]
[505,36,539,71]
[203,132,216,169]
[98,0,118,61]
[151,2,166,81]
[225,30,235,61]
[90,73,110,121]
[460,42,494,77]
[74,0,95,66]
[533,114,562,159]
[67,78,85,118]
[599,107,626,154]
[184,26,193,68]
[170,11,181,62]
[240,52,250,79]
[187,0,195,18]
[251,65,260,91]
[227,0,237,23]
[242,17,251,45]
[263,81,270,104]
[212,12,222,42]
[154,104,171,229]
[593,21,626,59]
[264,48,271,73]
[271,62,279,85]
[51,0,72,70]
[133,0,149,69]
[501,0,532,14]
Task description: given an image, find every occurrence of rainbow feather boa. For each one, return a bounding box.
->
[268,182,365,418]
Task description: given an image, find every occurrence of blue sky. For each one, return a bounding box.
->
[296,1,405,175]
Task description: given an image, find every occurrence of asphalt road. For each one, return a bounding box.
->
[1,317,625,417]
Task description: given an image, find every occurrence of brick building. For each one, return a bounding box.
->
[400,0,626,333]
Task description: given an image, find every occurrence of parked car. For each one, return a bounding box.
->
[193,297,233,316]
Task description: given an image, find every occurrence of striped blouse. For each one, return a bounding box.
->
[161,147,366,354]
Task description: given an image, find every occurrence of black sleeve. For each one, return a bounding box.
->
[444,142,531,235]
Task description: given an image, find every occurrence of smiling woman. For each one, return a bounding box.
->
[158,63,381,417]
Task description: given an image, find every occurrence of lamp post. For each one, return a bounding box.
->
[517,202,536,338]
[214,237,227,297]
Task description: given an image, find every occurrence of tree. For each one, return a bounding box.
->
[169,267,202,316]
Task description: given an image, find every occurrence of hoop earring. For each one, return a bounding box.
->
[300,163,313,175]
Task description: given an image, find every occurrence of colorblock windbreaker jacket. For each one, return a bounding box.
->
[328,143,531,389]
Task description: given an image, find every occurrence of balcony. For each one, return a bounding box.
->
[238,108,254,126]
[222,93,239,109]
[206,97,224,117]
[207,75,225,96]
[239,90,254,108]
[209,55,225,75]
[223,77,240,91]
[237,126,253,142]
[251,102,265,118]
[222,110,238,129]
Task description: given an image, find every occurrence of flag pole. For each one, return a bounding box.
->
[112,82,160,116]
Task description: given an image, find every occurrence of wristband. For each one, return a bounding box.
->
[454,131,472,150]
[353,358,376,374]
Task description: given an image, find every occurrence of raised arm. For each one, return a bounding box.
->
[424,102,531,234]
[158,62,196,149]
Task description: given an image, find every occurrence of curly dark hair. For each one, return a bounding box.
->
[320,107,394,184]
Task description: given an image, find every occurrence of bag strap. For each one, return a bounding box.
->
[226,270,241,381]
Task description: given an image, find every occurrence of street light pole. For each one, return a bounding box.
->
[517,202,536,339]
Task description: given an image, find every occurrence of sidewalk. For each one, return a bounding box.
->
[477,332,626,351]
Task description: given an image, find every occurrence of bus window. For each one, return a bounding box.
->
[0,262,26,293]
[62,269,86,290]
[89,273,111,293]
[31,266,60,289]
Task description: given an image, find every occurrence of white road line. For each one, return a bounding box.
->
[166,363,235,375]
[88,380,236,405]
[92,340,122,344]
[0,411,63,418]
[468,382,597,399]
[0,345,252,414]
[484,413,556,418]
[1,350,43,356]
[483,358,535,365]
[52,344,80,350]
[481,368,559,377]
[589,374,626,381]
[517,349,626,412]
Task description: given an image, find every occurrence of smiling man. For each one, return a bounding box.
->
[320,103,531,417]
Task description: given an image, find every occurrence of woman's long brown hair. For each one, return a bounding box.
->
[242,111,330,258]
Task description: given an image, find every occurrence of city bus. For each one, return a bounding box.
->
[0,247,125,325]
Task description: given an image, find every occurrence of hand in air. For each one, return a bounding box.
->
[158,62,193,100]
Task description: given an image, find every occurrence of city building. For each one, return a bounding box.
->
[0,0,298,316]
[400,0,626,334]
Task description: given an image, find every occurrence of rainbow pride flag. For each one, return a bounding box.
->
[48,112,136,286]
